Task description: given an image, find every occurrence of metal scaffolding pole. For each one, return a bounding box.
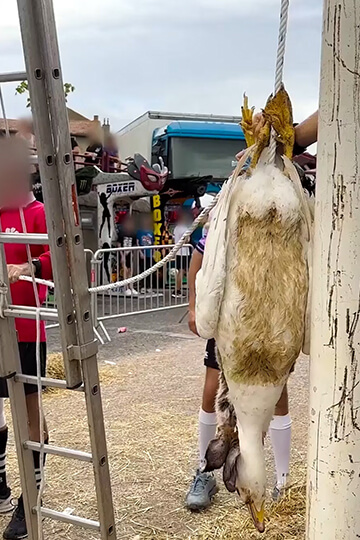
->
[307,0,360,538]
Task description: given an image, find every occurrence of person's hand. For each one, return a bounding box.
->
[235,149,246,162]
[7,263,33,284]
[188,309,199,336]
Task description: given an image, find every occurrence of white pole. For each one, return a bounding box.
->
[307,0,360,538]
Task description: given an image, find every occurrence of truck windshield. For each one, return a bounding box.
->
[169,137,246,180]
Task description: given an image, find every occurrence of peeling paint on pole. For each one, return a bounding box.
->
[307,0,360,538]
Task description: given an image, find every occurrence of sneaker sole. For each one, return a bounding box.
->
[186,485,219,511]
[3,534,28,540]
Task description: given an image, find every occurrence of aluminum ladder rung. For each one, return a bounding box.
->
[0,71,27,83]
[38,507,100,531]
[5,306,58,322]
[24,441,92,462]
[0,232,49,245]
[15,374,84,392]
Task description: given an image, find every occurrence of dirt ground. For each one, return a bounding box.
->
[0,310,309,539]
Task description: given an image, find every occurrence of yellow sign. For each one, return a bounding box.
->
[152,195,162,245]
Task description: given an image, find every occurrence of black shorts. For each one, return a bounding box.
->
[176,255,190,271]
[0,342,47,398]
[125,254,132,269]
[202,340,294,374]
[204,339,219,370]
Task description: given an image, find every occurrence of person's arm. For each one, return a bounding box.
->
[236,109,319,161]
[136,236,145,259]
[8,205,52,283]
[188,249,203,335]
[71,138,80,155]
[295,111,318,148]
[84,145,96,159]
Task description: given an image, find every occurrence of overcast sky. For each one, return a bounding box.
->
[1,0,322,131]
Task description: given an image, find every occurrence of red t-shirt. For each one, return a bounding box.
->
[0,197,52,342]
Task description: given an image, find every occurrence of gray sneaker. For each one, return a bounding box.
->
[186,469,218,511]
[272,485,283,502]
[272,474,291,502]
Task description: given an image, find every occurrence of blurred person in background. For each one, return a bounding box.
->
[71,136,84,171]
[136,214,155,293]
[173,209,191,298]
[84,123,104,166]
[117,214,139,297]
[71,136,80,156]
[190,202,203,248]
[104,133,120,170]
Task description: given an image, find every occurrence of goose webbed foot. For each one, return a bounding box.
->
[262,84,295,160]
[203,436,231,473]
[223,438,241,493]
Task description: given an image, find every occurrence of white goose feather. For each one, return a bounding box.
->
[196,149,312,531]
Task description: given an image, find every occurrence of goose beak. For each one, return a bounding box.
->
[247,501,265,533]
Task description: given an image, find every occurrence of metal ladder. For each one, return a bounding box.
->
[0,0,116,538]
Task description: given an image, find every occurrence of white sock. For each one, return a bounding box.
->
[198,409,217,470]
[269,414,292,488]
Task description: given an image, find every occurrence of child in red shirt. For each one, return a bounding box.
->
[0,138,52,539]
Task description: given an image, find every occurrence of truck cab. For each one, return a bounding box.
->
[151,121,246,195]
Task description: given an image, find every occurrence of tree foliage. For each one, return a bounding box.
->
[15,81,75,108]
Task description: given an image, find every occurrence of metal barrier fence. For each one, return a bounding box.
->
[44,245,193,343]
[91,244,193,341]
[45,248,94,327]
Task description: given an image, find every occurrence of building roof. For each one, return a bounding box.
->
[68,120,94,137]
[67,107,91,122]
[0,117,93,138]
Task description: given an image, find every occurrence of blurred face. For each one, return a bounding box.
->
[89,125,102,144]
[123,216,135,234]
[0,139,31,208]
[141,214,153,230]
[178,210,191,225]
[106,134,117,150]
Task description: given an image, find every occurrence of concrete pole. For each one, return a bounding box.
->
[307,1,360,538]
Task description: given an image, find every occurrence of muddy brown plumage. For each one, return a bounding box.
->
[227,210,308,386]
[204,369,237,473]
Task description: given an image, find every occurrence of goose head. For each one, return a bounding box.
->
[236,425,267,533]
